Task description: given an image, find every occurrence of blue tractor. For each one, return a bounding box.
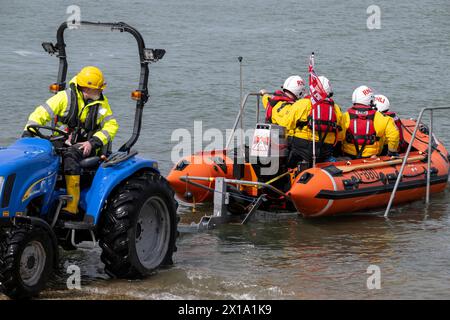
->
[0,22,178,299]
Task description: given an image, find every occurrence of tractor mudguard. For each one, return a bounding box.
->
[83,155,159,224]
[13,216,59,268]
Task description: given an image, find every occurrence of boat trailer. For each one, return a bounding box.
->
[176,176,295,233]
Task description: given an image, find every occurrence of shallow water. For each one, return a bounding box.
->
[1,0,450,299]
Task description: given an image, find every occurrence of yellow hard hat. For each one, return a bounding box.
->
[76,66,106,90]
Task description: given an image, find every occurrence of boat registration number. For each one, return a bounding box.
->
[354,168,380,181]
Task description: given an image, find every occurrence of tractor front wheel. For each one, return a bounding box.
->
[0,224,54,299]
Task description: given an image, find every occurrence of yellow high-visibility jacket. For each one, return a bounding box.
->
[262,93,296,136]
[24,76,118,146]
[275,98,343,145]
[377,115,398,154]
[340,109,399,157]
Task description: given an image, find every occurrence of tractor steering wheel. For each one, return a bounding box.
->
[27,125,69,142]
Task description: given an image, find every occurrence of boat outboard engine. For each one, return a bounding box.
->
[249,123,288,181]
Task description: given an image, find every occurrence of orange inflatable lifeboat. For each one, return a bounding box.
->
[167,119,449,218]
[167,149,234,203]
[290,119,449,217]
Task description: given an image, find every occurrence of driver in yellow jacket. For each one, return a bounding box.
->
[22,66,119,220]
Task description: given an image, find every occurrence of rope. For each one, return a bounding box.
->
[257,168,296,189]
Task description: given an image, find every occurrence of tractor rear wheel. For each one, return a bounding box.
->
[0,224,54,299]
[99,171,178,279]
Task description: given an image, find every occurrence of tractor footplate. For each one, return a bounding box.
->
[62,220,95,230]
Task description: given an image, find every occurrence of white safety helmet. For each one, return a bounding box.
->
[282,75,305,99]
[374,94,390,113]
[318,75,333,97]
[352,85,375,106]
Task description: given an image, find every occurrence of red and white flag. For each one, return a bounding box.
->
[308,53,328,106]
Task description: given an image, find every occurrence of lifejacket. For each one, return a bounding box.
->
[384,111,407,152]
[307,98,339,144]
[295,98,339,145]
[58,83,102,144]
[265,90,295,123]
[345,104,380,158]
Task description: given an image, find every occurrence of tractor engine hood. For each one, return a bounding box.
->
[0,138,59,215]
[0,138,58,175]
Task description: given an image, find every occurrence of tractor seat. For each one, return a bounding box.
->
[80,142,112,170]
[80,156,100,169]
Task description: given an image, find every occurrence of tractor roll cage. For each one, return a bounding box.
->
[42,21,166,153]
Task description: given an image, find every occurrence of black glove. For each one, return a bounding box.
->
[88,136,103,150]
[21,130,33,138]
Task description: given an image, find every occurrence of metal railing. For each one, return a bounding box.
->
[180,175,289,198]
[384,106,450,217]
[225,92,263,151]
